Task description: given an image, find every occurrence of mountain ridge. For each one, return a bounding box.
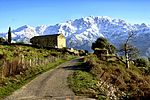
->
[0,16,150,57]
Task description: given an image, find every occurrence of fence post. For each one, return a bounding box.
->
[20,54,25,69]
[1,59,6,79]
[29,59,32,67]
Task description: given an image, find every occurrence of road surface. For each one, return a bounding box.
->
[4,58,95,100]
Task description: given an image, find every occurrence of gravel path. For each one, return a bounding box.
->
[4,58,95,100]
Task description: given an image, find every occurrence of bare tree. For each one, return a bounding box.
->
[119,31,139,68]
[125,32,134,68]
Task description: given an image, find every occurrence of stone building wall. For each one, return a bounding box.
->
[30,34,66,48]
[57,34,66,48]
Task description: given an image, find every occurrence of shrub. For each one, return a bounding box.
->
[92,37,116,54]
[0,37,5,44]
[134,58,149,67]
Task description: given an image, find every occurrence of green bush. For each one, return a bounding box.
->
[92,37,116,54]
[0,37,5,44]
[134,58,149,67]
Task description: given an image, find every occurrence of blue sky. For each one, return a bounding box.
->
[0,0,150,32]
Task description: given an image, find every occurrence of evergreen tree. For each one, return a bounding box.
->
[8,27,11,44]
[92,37,109,50]
[92,37,116,54]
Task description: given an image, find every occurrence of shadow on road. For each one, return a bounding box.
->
[62,57,90,72]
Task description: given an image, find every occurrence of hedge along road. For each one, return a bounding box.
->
[4,57,95,100]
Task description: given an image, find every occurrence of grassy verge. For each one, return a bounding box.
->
[0,56,76,99]
[68,61,101,99]
[68,55,150,100]
[68,70,98,97]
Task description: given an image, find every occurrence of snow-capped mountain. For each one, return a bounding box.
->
[1,16,150,57]
[10,25,38,43]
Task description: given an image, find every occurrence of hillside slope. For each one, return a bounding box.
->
[0,45,75,99]
[68,55,150,99]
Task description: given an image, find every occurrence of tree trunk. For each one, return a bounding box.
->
[125,44,130,68]
[125,53,129,68]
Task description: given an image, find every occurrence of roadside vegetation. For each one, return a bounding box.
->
[0,45,76,99]
[68,37,150,100]
[69,54,150,100]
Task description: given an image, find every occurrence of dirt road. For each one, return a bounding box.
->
[4,58,95,100]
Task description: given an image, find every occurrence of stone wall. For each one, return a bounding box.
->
[30,34,66,48]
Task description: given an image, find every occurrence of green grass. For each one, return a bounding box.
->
[0,45,64,60]
[68,54,150,100]
[0,45,77,99]
[68,70,98,97]
[0,56,75,99]
[68,61,106,99]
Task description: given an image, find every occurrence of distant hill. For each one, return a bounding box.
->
[0,16,150,57]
